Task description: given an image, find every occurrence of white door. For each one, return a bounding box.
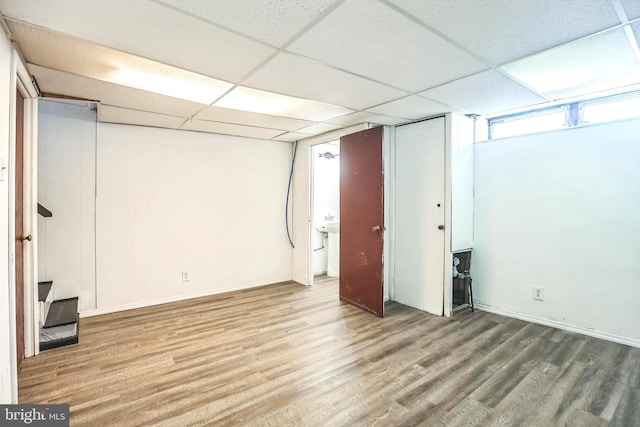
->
[393,117,446,315]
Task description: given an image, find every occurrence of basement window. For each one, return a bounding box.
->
[582,91,640,125]
[489,106,568,139]
[487,90,640,139]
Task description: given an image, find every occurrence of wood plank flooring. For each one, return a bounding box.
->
[19,279,640,426]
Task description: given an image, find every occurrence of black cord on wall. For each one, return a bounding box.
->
[285,141,298,248]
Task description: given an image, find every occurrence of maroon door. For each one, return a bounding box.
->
[15,89,25,371]
[339,126,384,317]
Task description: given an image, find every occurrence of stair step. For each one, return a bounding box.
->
[38,281,53,302]
[43,297,78,328]
[40,323,78,351]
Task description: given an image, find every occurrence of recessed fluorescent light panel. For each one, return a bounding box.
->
[6,19,233,105]
[501,28,640,100]
[215,86,353,121]
[113,67,232,105]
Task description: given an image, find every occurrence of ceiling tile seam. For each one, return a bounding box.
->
[98,120,181,130]
[232,0,348,86]
[412,93,469,114]
[611,0,631,23]
[270,130,293,140]
[8,17,240,88]
[98,103,194,119]
[349,94,445,119]
[492,68,553,102]
[183,117,304,133]
[179,85,240,129]
[279,50,415,95]
[376,0,497,69]
[147,0,281,51]
[181,1,349,132]
[623,25,640,64]
[611,0,640,65]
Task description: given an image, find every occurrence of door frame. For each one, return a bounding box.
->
[7,48,39,400]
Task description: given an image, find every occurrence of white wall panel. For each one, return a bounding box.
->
[94,124,293,312]
[474,119,640,345]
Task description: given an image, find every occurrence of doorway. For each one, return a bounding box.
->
[309,141,340,286]
[15,89,25,372]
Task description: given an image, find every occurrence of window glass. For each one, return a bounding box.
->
[490,107,567,139]
[582,93,640,124]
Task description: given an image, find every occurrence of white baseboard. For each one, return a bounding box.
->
[80,276,293,318]
[475,302,640,348]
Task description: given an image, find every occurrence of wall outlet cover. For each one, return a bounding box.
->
[181,271,190,282]
[533,286,544,301]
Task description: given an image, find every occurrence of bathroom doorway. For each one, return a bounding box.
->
[310,141,340,286]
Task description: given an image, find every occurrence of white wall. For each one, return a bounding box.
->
[38,100,96,312]
[474,119,640,346]
[311,142,339,275]
[0,25,15,404]
[94,123,292,312]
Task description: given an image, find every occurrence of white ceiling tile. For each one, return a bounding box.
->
[287,0,487,92]
[215,86,354,121]
[243,52,408,110]
[99,105,185,129]
[194,105,314,131]
[420,70,548,115]
[501,28,640,100]
[155,0,338,46]
[388,0,622,65]
[181,119,284,140]
[326,111,407,126]
[0,0,275,82]
[9,21,232,104]
[29,64,204,118]
[272,132,309,142]
[295,123,344,135]
[621,0,640,19]
[366,96,453,120]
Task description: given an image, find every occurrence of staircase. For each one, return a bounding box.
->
[38,204,80,351]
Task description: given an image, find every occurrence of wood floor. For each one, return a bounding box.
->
[19,280,640,426]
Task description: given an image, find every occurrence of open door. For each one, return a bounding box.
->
[339,126,384,317]
[15,89,25,371]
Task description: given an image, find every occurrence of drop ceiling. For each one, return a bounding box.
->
[1,0,640,142]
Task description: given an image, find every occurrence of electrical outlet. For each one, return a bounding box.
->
[181,271,190,282]
[533,286,544,301]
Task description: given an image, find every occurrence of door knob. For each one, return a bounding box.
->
[21,234,32,241]
[371,225,381,232]
[437,225,445,230]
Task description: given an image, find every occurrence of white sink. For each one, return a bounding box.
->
[316,220,340,233]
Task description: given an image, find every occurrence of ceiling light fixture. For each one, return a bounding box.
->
[114,68,230,105]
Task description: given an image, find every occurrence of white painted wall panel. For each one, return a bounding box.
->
[95,124,292,311]
[474,120,640,345]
